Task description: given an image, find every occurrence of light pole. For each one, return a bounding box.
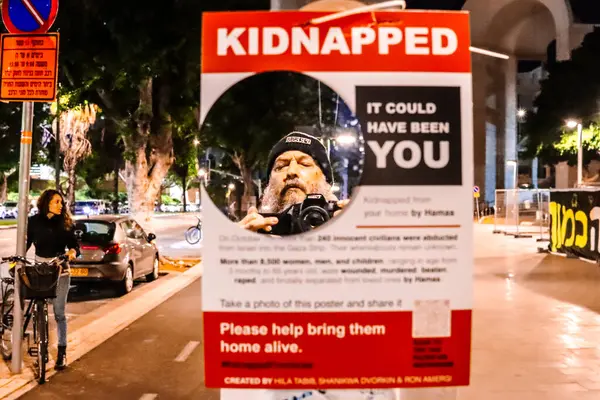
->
[506,160,518,189]
[567,120,583,186]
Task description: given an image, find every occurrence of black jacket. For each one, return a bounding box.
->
[26,214,81,258]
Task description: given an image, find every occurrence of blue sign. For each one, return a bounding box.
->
[2,0,59,34]
[473,186,480,193]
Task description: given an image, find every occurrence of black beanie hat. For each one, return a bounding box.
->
[266,131,334,184]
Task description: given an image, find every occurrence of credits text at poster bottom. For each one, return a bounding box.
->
[203,311,471,388]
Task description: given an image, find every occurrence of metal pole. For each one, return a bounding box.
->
[12,101,34,373]
[577,123,583,186]
[205,149,211,185]
[342,158,349,199]
[257,179,262,199]
[476,198,480,223]
[55,96,60,190]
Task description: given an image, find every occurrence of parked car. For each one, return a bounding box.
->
[1,201,37,218]
[3,202,17,219]
[74,200,110,216]
[70,215,159,296]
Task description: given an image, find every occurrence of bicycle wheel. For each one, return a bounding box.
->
[35,301,47,384]
[0,287,14,360]
[185,226,202,245]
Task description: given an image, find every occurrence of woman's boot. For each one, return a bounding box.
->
[55,345,67,370]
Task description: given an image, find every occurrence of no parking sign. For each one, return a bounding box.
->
[2,0,59,34]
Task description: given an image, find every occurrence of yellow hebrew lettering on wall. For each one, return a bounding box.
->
[562,207,575,247]
[575,210,588,248]
[549,202,589,251]
[549,201,559,252]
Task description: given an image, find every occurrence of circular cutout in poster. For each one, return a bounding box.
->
[200,71,365,237]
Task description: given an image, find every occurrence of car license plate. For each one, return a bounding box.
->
[70,268,88,277]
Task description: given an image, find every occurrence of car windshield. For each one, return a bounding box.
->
[76,201,97,207]
[74,220,115,243]
[4,202,17,207]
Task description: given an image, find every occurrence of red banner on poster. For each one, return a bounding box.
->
[201,11,471,74]
[204,310,472,389]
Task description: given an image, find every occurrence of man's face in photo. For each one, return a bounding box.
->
[260,150,333,213]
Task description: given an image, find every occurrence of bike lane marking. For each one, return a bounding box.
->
[174,340,200,363]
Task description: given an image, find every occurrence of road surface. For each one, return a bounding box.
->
[0,213,203,378]
[17,277,218,400]
[0,213,202,329]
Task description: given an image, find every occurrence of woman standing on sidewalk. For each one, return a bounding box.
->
[26,189,80,370]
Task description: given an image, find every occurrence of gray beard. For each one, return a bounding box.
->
[259,179,337,214]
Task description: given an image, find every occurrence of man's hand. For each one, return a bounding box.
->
[334,199,350,217]
[239,207,279,232]
[66,249,77,261]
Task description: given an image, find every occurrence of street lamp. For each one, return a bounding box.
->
[517,108,526,118]
[193,139,200,146]
[335,132,357,146]
[228,183,235,190]
[566,119,583,186]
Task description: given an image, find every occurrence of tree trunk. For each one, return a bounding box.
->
[182,172,187,212]
[240,164,255,213]
[231,152,256,214]
[123,78,174,227]
[113,161,119,214]
[67,168,76,212]
[157,186,163,211]
[0,173,7,204]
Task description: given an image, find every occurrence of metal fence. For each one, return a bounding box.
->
[493,189,550,241]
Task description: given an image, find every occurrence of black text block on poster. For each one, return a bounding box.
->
[356,86,462,186]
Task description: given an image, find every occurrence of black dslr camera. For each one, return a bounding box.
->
[258,193,341,235]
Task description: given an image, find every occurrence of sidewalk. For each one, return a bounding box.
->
[455,224,600,400]
[0,262,202,399]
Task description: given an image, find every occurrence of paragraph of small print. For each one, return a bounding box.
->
[412,300,451,338]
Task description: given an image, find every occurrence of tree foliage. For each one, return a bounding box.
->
[0,103,50,202]
[54,0,270,219]
[171,118,200,210]
[522,27,600,164]
[200,71,340,206]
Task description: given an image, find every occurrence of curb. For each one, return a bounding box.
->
[0,262,203,399]
[0,225,16,230]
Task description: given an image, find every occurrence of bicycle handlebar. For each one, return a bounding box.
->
[1,255,31,265]
[48,254,69,265]
[1,254,69,266]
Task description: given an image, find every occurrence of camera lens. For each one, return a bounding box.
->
[299,206,330,232]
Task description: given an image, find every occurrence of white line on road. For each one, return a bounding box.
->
[139,394,158,400]
[174,340,200,362]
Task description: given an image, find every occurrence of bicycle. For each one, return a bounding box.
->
[184,216,202,245]
[0,255,67,384]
